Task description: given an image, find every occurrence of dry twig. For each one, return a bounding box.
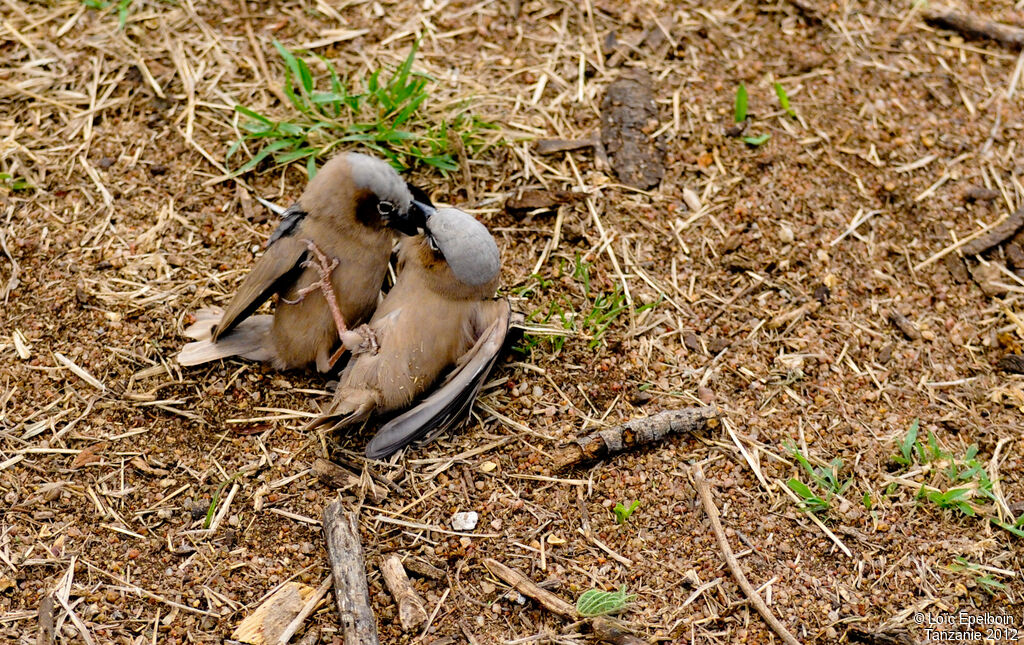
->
[322,501,379,645]
[691,466,802,645]
[924,7,1024,48]
[552,407,718,469]
[380,556,428,631]
[482,558,576,618]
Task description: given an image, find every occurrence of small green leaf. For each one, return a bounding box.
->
[576,585,634,617]
[734,83,748,122]
[742,133,770,146]
[774,82,795,117]
[613,500,641,525]
[787,478,814,499]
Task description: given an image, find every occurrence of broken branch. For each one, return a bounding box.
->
[322,501,379,645]
[482,558,576,618]
[924,7,1024,48]
[380,556,427,632]
[552,406,718,469]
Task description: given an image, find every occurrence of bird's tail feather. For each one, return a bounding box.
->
[305,391,376,431]
[178,308,276,366]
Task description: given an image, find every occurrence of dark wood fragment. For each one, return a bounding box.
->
[552,407,717,469]
[887,310,921,341]
[600,70,665,189]
[964,186,1000,202]
[37,595,54,645]
[404,557,446,580]
[313,458,386,502]
[1006,243,1024,272]
[924,7,1024,48]
[877,343,893,364]
[322,501,379,645]
[943,254,970,283]
[787,0,823,23]
[592,618,649,645]
[998,355,1024,374]
[960,208,1024,256]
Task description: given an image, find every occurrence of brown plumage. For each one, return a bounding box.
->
[178,152,433,372]
[309,207,510,459]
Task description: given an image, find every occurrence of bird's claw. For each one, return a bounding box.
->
[340,325,379,356]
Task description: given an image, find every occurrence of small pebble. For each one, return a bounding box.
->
[451,511,479,531]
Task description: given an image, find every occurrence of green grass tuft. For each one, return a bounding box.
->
[228,41,498,177]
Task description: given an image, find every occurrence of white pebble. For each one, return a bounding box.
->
[451,511,479,531]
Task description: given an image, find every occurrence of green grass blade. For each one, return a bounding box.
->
[735,83,748,122]
[774,81,795,116]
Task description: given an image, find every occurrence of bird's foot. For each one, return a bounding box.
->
[339,325,379,356]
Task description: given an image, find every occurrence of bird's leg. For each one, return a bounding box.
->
[279,240,351,367]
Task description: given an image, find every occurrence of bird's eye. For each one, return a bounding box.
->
[377,200,396,217]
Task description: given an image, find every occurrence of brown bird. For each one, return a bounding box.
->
[178,152,434,372]
[309,207,510,459]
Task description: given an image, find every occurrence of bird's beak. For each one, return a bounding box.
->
[401,199,436,235]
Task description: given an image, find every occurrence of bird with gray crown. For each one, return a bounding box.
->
[178,151,435,372]
[308,206,511,459]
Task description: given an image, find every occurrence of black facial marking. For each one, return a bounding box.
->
[354,193,384,227]
[406,182,433,209]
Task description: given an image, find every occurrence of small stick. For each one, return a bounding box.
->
[592,617,648,645]
[535,135,599,155]
[275,576,333,645]
[924,7,1024,48]
[322,501,379,645]
[380,556,428,631]
[482,558,576,618]
[404,558,446,580]
[691,466,802,645]
[552,407,718,469]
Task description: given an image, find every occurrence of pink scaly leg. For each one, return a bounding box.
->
[280,239,351,367]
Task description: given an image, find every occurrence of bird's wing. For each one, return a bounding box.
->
[364,298,511,460]
[211,234,308,341]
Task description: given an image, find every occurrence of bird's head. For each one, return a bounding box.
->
[421,207,501,289]
[345,152,435,236]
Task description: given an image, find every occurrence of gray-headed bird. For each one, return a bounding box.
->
[178,152,434,372]
[309,207,511,459]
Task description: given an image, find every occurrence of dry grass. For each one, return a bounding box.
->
[2,0,1024,643]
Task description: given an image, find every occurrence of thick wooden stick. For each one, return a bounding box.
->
[924,7,1024,48]
[322,501,379,645]
[553,406,718,469]
[482,558,576,618]
[379,556,427,631]
[692,466,802,645]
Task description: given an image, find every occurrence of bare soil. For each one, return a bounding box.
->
[2,1,1024,643]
